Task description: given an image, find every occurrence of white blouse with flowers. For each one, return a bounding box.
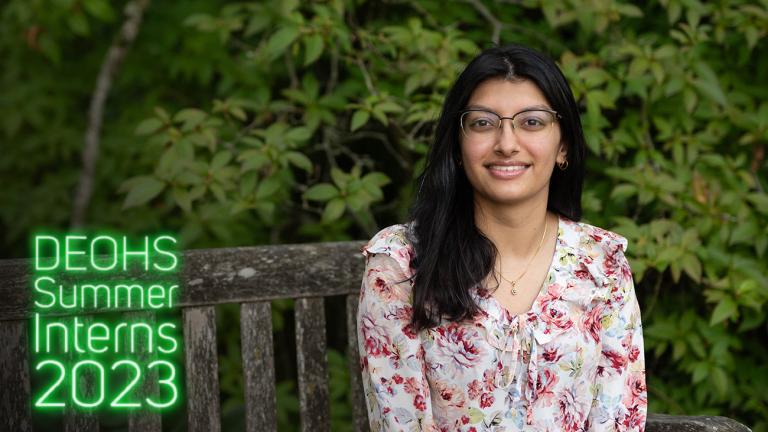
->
[356,214,647,431]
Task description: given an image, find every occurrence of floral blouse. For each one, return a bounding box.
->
[356,214,647,431]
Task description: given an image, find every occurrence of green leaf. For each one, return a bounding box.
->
[301,72,320,100]
[285,127,312,144]
[230,201,252,215]
[686,333,706,358]
[692,79,727,106]
[266,26,300,61]
[135,118,164,135]
[616,3,643,17]
[362,172,391,187]
[711,367,729,396]
[239,171,258,197]
[173,108,207,127]
[362,181,383,201]
[210,184,226,203]
[173,187,192,212]
[82,0,115,21]
[67,13,90,36]
[322,198,346,223]
[230,106,247,121]
[376,101,404,113]
[371,108,388,125]
[239,150,270,172]
[330,168,348,189]
[350,110,369,132]
[303,34,324,66]
[123,177,165,208]
[285,151,312,172]
[245,15,270,37]
[610,184,636,200]
[404,75,421,95]
[691,362,708,384]
[304,183,338,201]
[681,254,702,283]
[256,176,281,199]
[256,201,276,223]
[683,87,698,113]
[37,33,61,64]
[346,192,368,212]
[211,151,232,170]
[710,297,737,325]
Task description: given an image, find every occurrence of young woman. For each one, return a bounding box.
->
[357,44,647,431]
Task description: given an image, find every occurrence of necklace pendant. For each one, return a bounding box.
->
[510,281,517,295]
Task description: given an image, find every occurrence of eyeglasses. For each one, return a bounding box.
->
[459,108,561,141]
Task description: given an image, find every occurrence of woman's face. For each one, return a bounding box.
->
[459,77,567,208]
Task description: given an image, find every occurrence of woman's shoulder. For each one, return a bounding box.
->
[566,218,632,298]
[561,216,629,258]
[360,222,416,276]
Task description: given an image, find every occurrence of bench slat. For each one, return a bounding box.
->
[184,306,221,432]
[0,242,367,321]
[646,413,752,431]
[0,320,32,432]
[240,301,277,432]
[64,411,98,432]
[346,294,368,432]
[64,315,98,432]
[295,297,330,432]
[127,311,162,432]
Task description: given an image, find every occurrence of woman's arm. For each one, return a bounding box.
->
[357,250,438,432]
[587,247,648,431]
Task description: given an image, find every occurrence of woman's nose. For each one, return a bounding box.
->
[494,120,521,153]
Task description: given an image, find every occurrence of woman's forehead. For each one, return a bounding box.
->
[466,78,551,113]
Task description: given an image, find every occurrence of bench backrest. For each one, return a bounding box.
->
[0,241,752,432]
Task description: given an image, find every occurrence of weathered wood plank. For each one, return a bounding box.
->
[184,306,221,432]
[64,408,98,432]
[64,315,99,432]
[240,301,277,432]
[295,297,330,432]
[0,320,32,432]
[647,413,752,431]
[0,241,367,320]
[127,311,162,432]
[346,294,368,432]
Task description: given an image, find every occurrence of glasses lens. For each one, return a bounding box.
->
[513,110,556,132]
[461,111,499,136]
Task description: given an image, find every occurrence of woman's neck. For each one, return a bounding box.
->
[474,201,552,261]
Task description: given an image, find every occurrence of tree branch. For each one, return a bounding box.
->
[71,0,151,227]
[464,0,502,45]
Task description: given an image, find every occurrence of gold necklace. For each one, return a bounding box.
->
[496,216,548,295]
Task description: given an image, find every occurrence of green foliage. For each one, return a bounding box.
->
[2,0,767,429]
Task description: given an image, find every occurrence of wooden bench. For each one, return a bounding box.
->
[0,241,752,431]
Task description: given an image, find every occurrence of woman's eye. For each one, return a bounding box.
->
[520,117,545,129]
[472,119,493,127]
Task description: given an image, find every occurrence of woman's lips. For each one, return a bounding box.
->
[487,164,530,179]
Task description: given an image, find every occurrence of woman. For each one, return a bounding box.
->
[357,44,647,431]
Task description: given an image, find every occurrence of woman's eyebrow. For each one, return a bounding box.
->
[464,103,553,112]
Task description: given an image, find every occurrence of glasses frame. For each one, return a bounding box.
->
[459,108,562,138]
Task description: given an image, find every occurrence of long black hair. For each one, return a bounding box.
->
[406,43,587,330]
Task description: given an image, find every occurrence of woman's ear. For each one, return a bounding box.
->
[557,141,568,163]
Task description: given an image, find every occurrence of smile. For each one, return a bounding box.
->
[487,165,529,178]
